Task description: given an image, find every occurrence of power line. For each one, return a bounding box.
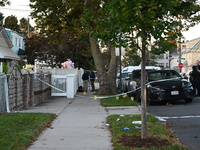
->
[0,8,32,12]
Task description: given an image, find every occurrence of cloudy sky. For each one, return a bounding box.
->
[0,0,200,41]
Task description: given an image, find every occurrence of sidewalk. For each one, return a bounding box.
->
[24,87,141,150]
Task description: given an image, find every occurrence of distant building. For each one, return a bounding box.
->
[5,28,26,59]
[155,51,170,68]
[181,37,200,72]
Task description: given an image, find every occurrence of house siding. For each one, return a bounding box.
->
[5,28,25,55]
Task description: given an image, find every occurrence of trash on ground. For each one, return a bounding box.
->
[135,126,142,129]
[132,121,141,124]
[124,127,130,130]
[102,123,110,127]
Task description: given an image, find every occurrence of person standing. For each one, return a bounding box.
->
[82,70,89,92]
[90,70,96,91]
[190,65,200,96]
[196,60,200,71]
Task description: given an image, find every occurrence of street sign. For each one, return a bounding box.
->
[178,63,184,69]
[181,58,185,60]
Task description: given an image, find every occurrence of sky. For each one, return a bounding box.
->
[0,0,200,41]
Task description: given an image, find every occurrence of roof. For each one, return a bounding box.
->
[0,27,20,60]
[0,45,20,60]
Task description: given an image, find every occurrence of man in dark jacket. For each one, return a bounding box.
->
[90,70,95,91]
[82,71,89,92]
[190,65,200,96]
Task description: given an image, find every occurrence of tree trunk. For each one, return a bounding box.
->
[141,36,148,139]
[89,35,117,95]
[85,0,118,95]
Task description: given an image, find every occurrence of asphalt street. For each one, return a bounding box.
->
[147,96,200,150]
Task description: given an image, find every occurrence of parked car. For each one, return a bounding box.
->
[116,72,130,90]
[180,72,189,80]
[129,69,195,105]
[126,69,155,95]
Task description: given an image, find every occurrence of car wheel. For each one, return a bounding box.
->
[185,98,193,103]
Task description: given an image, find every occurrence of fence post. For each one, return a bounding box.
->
[66,74,77,98]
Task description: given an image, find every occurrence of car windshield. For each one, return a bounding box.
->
[121,72,129,78]
[148,70,181,82]
[117,72,130,78]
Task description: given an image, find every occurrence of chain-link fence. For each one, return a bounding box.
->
[0,75,9,113]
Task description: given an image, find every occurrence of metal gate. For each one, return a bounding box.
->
[51,75,67,96]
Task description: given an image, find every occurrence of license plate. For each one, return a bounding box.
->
[171,91,179,95]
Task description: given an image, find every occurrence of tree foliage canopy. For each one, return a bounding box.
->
[0,0,10,7]
[25,32,92,69]
[4,15,20,32]
[30,0,85,41]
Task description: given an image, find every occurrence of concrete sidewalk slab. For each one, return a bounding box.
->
[23,97,74,115]
[23,89,141,150]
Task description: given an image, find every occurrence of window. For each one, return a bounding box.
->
[158,63,164,67]
[166,54,168,59]
[158,54,164,59]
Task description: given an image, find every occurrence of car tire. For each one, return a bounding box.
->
[185,98,193,103]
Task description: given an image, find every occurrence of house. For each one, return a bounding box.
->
[168,48,179,71]
[155,51,170,68]
[181,38,200,72]
[5,28,26,59]
[0,27,20,61]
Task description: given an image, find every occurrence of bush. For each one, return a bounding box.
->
[2,62,8,74]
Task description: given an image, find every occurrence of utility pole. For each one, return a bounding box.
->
[178,15,182,73]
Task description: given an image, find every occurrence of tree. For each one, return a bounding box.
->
[4,15,20,32]
[30,0,118,94]
[100,0,200,139]
[0,12,4,26]
[19,18,34,37]
[25,32,92,69]
[0,0,10,25]
[0,0,10,6]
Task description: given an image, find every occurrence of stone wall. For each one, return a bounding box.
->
[7,68,52,111]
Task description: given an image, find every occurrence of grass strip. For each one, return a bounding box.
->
[107,114,188,150]
[101,96,139,107]
[0,112,56,150]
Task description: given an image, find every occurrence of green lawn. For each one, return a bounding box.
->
[100,95,139,106]
[0,113,56,150]
[108,114,188,150]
